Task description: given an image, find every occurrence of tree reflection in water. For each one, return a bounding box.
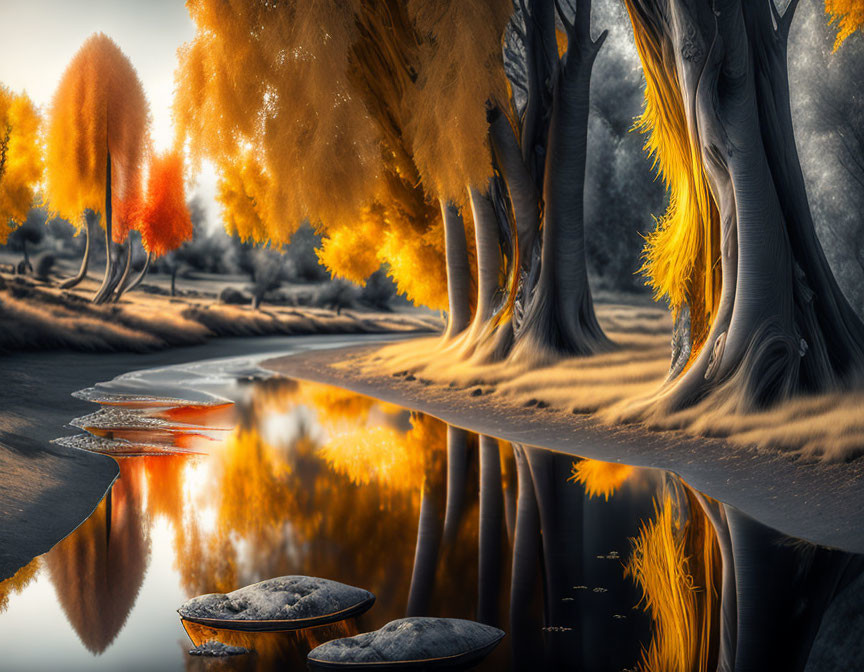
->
[4,375,862,670]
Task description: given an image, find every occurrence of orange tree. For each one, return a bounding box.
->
[45,33,149,302]
[114,150,192,300]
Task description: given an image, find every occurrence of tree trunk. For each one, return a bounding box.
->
[21,239,31,273]
[406,477,443,617]
[509,444,544,668]
[489,109,539,268]
[119,250,151,297]
[442,426,469,544]
[477,435,503,627]
[510,18,610,365]
[110,240,133,303]
[692,492,736,672]
[525,446,584,668]
[93,151,115,304]
[724,506,864,672]
[441,200,472,339]
[170,266,178,297]
[625,0,864,414]
[59,215,92,290]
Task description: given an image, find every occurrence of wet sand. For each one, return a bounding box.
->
[0,334,401,581]
[264,342,864,554]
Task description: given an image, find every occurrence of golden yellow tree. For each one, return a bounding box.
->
[0,85,42,245]
[46,33,150,301]
[175,1,472,315]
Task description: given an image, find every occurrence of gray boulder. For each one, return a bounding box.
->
[307,617,505,669]
[178,576,375,631]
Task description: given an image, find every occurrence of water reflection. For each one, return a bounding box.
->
[1,375,863,671]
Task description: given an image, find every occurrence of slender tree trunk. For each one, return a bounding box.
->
[170,266,178,297]
[93,151,115,303]
[477,435,503,626]
[509,444,544,668]
[59,215,92,289]
[119,250,151,297]
[21,239,31,273]
[442,426,469,543]
[511,15,610,364]
[525,446,584,668]
[441,200,472,339]
[111,240,133,303]
[406,477,443,617]
[489,109,539,268]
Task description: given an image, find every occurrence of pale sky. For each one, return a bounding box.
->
[0,0,220,230]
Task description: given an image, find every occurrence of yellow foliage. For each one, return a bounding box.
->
[45,33,150,229]
[568,459,634,501]
[216,152,275,244]
[826,0,864,49]
[406,0,512,204]
[626,490,721,672]
[0,86,42,243]
[624,4,722,362]
[175,0,488,309]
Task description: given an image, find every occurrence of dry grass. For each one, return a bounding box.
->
[0,272,440,354]
[344,302,864,462]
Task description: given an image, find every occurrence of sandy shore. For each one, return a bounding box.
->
[264,339,864,554]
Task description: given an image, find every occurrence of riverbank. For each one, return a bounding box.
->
[263,318,864,554]
[0,270,440,354]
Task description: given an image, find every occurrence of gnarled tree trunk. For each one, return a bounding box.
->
[625,0,864,415]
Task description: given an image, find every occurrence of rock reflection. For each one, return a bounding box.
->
[182,619,358,672]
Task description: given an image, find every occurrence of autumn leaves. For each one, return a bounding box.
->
[1,33,192,303]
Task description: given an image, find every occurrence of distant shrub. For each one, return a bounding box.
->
[313,279,358,314]
[359,268,397,311]
[219,287,250,305]
[34,254,56,280]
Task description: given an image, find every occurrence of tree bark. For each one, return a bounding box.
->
[489,109,539,267]
[625,0,864,414]
[59,215,92,290]
[93,151,115,304]
[442,426,469,544]
[441,200,472,339]
[406,477,443,617]
[119,250,151,297]
[525,446,584,668]
[509,444,544,668]
[477,435,503,627]
[110,240,133,303]
[510,8,610,364]
[170,266,178,297]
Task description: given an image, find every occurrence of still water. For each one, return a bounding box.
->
[0,357,862,671]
